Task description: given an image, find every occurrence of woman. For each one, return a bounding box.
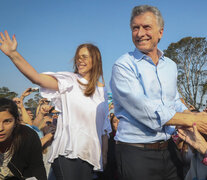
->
[0,31,111,180]
[0,98,47,180]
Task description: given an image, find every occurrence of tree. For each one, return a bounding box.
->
[24,93,42,109]
[164,37,207,110]
[0,86,18,99]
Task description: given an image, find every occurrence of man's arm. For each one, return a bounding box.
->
[166,112,207,135]
[111,64,207,134]
[111,64,176,131]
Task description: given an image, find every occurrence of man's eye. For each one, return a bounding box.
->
[132,26,139,31]
[144,25,151,30]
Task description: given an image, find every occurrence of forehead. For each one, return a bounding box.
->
[0,111,13,122]
[78,47,90,56]
[131,12,158,26]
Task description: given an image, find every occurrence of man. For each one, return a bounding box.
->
[110,5,207,180]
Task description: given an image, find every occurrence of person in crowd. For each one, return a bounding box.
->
[101,112,119,180]
[0,31,111,180]
[110,113,119,133]
[35,98,50,117]
[178,124,207,179]
[12,97,21,110]
[0,97,47,180]
[110,5,207,180]
[13,87,38,125]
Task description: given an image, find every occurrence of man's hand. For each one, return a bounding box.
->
[0,30,17,57]
[193,113,207,135]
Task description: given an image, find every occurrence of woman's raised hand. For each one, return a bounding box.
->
[0,30,17,57]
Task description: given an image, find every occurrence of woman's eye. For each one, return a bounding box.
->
[4,119,13,124]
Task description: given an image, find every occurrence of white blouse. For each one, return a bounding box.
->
[40,72,111,170]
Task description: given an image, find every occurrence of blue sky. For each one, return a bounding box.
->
[1,0,207,96]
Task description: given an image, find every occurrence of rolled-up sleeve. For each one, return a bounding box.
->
[111,64,176,131]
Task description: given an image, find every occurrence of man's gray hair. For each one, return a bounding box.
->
[130,5,164,29]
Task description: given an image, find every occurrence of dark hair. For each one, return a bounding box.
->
[74,43,105,96]
[0,98,21,154]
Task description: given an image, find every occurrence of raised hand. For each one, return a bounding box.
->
[21,88,34,98]
[0,30,17,56]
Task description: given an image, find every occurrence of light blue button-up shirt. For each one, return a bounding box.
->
[110,48,187,143]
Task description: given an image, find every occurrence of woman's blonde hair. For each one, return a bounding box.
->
[74,44,104,96]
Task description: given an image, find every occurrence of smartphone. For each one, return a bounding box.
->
[31,87,39,92]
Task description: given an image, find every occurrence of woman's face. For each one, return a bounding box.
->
[76,47,93,80]
[0,111,16,143]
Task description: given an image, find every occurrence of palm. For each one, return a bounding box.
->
[0,31,17,56]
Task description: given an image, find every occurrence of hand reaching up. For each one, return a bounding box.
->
[0,30,17,57]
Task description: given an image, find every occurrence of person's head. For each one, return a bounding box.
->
[74,44,104,96]
[0,98,20,143]
[39,98,50,105]
[130,5,164,55]
[12,97,21,108]
[110,113,115,120]
[26,108,34,120]
[111,116,119,132]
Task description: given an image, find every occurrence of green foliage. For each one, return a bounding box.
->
[0,86,18,99]
[164,37,207,109]
[24,93,42,108]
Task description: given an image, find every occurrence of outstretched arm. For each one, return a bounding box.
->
[0,31,58,90]
[165,112,207,135]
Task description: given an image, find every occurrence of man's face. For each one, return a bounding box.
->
[131,12,163,55]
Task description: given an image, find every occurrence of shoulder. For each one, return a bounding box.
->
[17,124,41,143]
[97,82,104,87]
[163,56,177,68]
[114,52,134,66]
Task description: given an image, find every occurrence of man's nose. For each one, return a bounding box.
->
[137,27,145,37]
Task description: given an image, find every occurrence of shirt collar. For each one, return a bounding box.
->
[133,48,165,62]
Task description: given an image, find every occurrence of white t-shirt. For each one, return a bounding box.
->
[40,72,111,170]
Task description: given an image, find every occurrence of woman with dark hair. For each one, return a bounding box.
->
[0,98,47,180]
[0,31,111,180]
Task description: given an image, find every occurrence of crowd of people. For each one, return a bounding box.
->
[0,4,207,180]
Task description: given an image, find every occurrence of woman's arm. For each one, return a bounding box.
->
[41,133,53,147]
[178,124,207,155]
[0,30,58,90]
[19,88,34,125]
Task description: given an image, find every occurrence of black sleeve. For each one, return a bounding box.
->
[24,127,47,180]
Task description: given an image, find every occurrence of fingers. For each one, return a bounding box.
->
[0,31,16,43]
[12,34,17,45]
[193,123,198,133]
[0,32,6,41]
[178,129,186,141]
[4,30,11,41]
